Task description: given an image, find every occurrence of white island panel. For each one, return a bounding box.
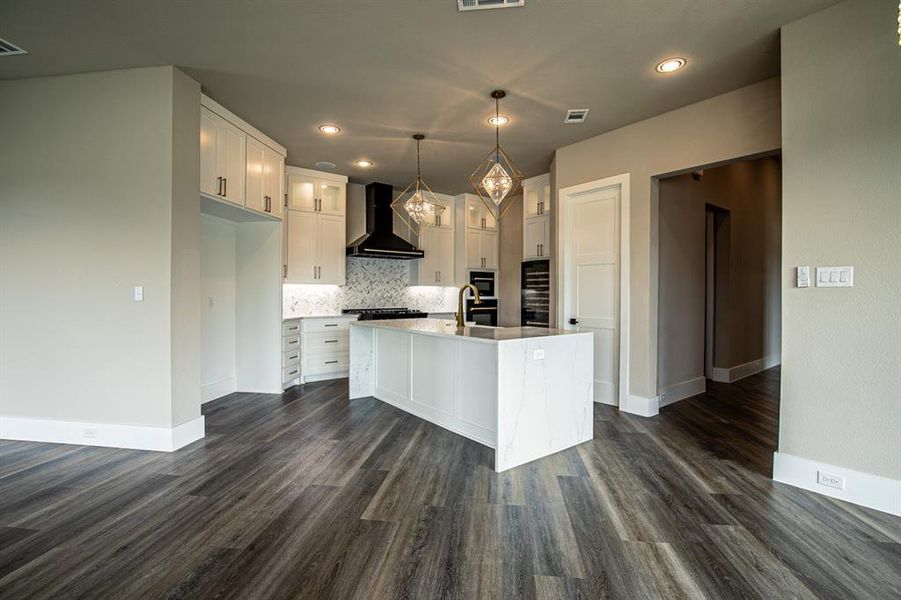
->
[496,334,594,471]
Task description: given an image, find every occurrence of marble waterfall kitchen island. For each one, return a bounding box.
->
[350,319,594,472]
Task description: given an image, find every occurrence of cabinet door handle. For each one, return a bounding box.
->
[216,176,222,195]
[223,177,227,197]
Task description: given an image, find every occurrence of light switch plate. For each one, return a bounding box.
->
[816,266,853,287]
[533,349,545,360]
[797,266,810,288]
[134,286,144,301]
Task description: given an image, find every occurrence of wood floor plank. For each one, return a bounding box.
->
[0,368,898,599]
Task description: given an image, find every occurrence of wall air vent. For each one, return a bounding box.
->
[0,38,27,57]
[563,109,589,124]
[458,0,524,12]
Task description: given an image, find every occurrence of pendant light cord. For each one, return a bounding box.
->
[495,96,500,148]
[416,137,421,179]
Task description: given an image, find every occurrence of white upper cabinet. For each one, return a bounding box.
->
[524,215,550,259]
[262,146,284,219]
[465,229,498,270]
[523,173,551,217]
[523,173,551,260]
[465,194,497,230]
[199,95,286,219]
[200,106,246,205]
[287,170,346,216]
[409,193,456,286]
[411,226,455,285]
[199,109,219,197]
[317,213,346,284]
[285,166,348,285]
[245,136,266,213]
[246,137,285,217]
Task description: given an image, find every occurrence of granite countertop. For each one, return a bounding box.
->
[350,318,591,343]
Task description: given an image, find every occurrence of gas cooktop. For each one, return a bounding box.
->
[342,308,429,321]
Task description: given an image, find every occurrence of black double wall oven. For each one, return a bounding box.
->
[467,271,498,326]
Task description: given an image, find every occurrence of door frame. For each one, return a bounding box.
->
[557,173,631,408]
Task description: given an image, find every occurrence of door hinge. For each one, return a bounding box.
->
[283,265,287,278]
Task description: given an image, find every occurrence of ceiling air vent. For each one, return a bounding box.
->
[563,108,589,124]
[0,38,27,57]
[458,0,524,12]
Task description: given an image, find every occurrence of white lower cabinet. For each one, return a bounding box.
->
[282,316,357,387]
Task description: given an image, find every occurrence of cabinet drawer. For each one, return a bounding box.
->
[282,321,302,336]
[282,334,301,352]
[282,364,301,382]
[283,349,301,368]
[303,331,349,352]
[302,351,349,375]
[302,318,353,333]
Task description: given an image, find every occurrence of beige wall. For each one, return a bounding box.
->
[554,78,781,399]
[498,194,522,327]
[0,66,201,428]
[779,0,900,479]
[658,157,782,390]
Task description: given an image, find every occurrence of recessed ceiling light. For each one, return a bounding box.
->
[488,115,509,126]
[354,160,373,168]
[318,124,341,134]
[655,57,686,73]
[315,161,336,170]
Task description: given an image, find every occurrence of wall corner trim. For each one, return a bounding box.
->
[0,415,205,452]
[621,394,660,418]
[773,452,901,517]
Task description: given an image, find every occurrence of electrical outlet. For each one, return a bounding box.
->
[82,428,98,439]
[134,286,144,302]
[817,471,845,490]
[533,349,545,360]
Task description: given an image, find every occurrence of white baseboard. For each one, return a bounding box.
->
[710,353,781,383]
[773,452,901,516]
[620,394,660,417]
[201,376,236,403]
[659,376,706,407]
[0,415,205,452]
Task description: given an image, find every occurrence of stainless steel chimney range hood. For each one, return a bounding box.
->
[346,182,424,259]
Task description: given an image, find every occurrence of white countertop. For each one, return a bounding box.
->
[283,314,357,321]
[350,318,590,343]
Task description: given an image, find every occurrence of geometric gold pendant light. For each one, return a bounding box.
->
[469,89,523,221]
[391,134,446,237]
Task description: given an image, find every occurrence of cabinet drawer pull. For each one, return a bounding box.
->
[287,339,298,345]
[324,339,338,343]
[323,324,338,327]
[325,360,339,365]
[288,353,299,360]
[288,368,299,375]
[288,325,299,331]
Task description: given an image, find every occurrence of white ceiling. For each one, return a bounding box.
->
[0,0,836,193]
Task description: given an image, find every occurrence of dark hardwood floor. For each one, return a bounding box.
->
[1,367,899,599]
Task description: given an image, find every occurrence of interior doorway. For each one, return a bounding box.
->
[657,155,782,407]
[704,205,731,380]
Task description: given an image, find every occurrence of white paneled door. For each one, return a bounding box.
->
[564,186,620,405]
